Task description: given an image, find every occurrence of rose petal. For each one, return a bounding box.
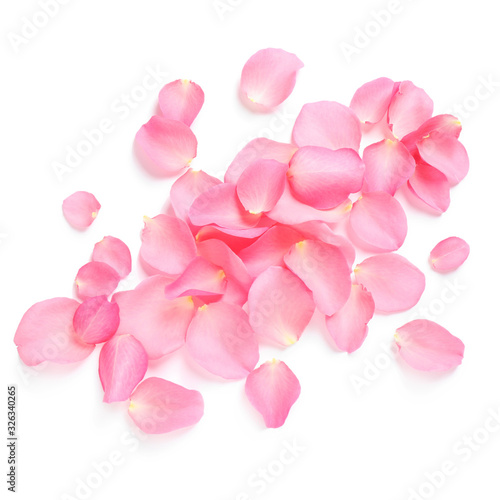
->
[62,191,100,229]
[158,79,204,126]
[407,162,451,214]
[194,225,260,253]
[75,262,121,300]
[92,236,132,279]
[73,295,120,344]
[430,237,470,272]
[350,77,396,124]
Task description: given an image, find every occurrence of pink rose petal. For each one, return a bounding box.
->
[430,237,470,272]
[73,295,120,344]
[158,79,205,126]
[407,162,451,214]
[350,77,396,124]
[62,191,101,229]
[75,262,121,300]
[92,236,132,279]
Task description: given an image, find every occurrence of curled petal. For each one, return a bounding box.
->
[395,320,465,371]
[350,77,396,124]
[430,237,470,272]
[195,225,261,253]
[186,302,259,379]
[292,101,362,151]
[248,266,315,346]
[407,162,450,214]
[129,377,204,434]
[245,360,300,428]
[92,236,132,279]
[99,334,148,403]
[75,262,121,300]
[284,240,351,316]
[354,254,425,312]
[240,48,303,110]
[73,295,120,344]
[62,191,100,229]
[14,298,94,366]
[158,79,204,126]
[325,284,375,353]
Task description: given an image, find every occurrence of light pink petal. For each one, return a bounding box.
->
[140,214,196,276]
[75,262,121,300]
[189,183,261,229]
[407,162,451,214]
[236,159,288,213]
[14,298,94,366]
[350,77,395,124]
[128,377,204,434]
[349,192,408,251]
[248,266,315,346]
[362,139,416,195]
[416,132,469,185]
[388,81,434,139]
[73,295,120,344]
[325,284,375,353]
[284,240,351,316]
[170,168,222,223]
[395,320,465,371]
[99,334,148,403]
[62,191,100,229]
[245,360,300,428]
[158,79,204,126]
[135,116,197,175]
[164,257,227,299]
[112,276,195,360]
[92,236,132,279]
[354,254,425,312]
[186,302,259,379]
[225,138,297,184]
[430,237,470,272]
[292,101,362,151]
[240,48,303,110]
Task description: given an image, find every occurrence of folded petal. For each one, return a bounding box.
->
[407,162,451,214]
[287,146,364,209]
[73,295,120,344]
[194,225,261,253]
[325,284,375,353]
[245,360,300,428]
[75,262,121,300]
[62,191,100,229]
[135,116,197,175]
[350,77,396,124]
[186,302,259,379]
[354,254,425,312]
[349,192,407,251]
[240,48,303,110]
[92,236,132,279]
[99,334,148,403]
[284,240,351,315]
[395,320,465,371]
[128,377,204,434]
[158,79,204,126]
[430,237,470,272]
[140,214,196,276]
[292,101,362,151]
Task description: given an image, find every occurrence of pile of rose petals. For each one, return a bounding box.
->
[14,48,470,434]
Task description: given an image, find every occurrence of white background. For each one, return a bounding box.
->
[1,1,499,499]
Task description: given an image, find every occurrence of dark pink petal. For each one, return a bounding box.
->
[140,215,196,276]
[325,284,375,353]
[407,162,451,213]
[349,192,408,251]
[245,360,300,428]
[164,257,227,299]
[92,236,132,279]
[135,116,197,175]
[112,276,195,360]
[388,81,434,139]
[287,146,364,209]
[186,302,259,379]
[430,237,470,272]
[99,334,148,403]
[350,77,395,124]
[236,159,288,214]
[362,139,416,195]
[195,224,267,248]
[292,101,362,151]
[75,262,121,300]
[354,254,425,312]
[14,298,94,366]
[189,183,261,229]
[62,191,100,229]
[248,266,315,346]
[158,79,204,126]
[225,138,296,184]
[128,377,204,434]
[240,48,303,110]
[395,320,465,371]
[73,295,120,344]
[284,240,351,316]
